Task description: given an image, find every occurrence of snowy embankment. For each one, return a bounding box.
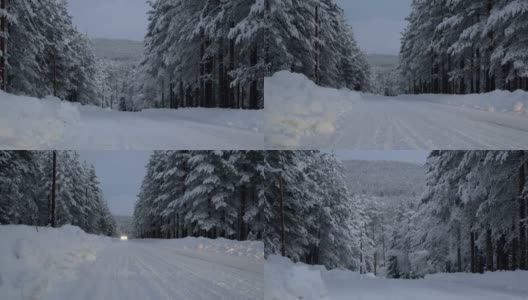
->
[264,71,361,148]
[0,225,264,300]
[0,91,263,150]
[266,255,528,300]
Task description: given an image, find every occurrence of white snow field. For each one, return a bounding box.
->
[0,225,264,300]
[0,91,264,150]
[265,255,528,300]
[265,71,528,149]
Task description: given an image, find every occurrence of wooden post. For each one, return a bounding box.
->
[279,173,286,257]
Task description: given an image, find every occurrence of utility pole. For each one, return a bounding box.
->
[51,151,57,227]
[279,172,286,257]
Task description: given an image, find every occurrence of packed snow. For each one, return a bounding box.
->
[265,255,528,300]
[0,225,264,300]
[0,92,264,150]
[265,71,528,149]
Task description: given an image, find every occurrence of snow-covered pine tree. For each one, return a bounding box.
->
[400,0,528,94]
[7,0,99,103]
[0,151,117,237]
[138,0,264,110]
[405,151,528,277]
[133,151,265,240]
[266,0,370,91]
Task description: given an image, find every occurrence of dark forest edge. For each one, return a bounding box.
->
[0,0,264,111]
[0,151,117,237]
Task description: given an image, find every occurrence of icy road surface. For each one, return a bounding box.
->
[0,92,263,150]
[42,240,264,300]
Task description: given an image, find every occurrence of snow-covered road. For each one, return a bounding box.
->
[266,71,528,150]
[0,92,264,150]
[325,273,528,300]
[42,240,264,300]
[320,95,528,150]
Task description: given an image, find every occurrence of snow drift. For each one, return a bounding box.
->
[266,255,528,300]
[0,91,263,150]
[264,71,362,148]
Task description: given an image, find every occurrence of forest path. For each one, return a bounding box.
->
[324,273,528,300]
[300,95,528,150]
[41,239,263,300]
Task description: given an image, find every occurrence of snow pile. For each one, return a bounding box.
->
[265,71,361,148]
[402,90,528,115]
[0,92,81,149]
[265,255,330,300]
[165,237,264,261]
[0,225,112,300]
[0,92,263,150]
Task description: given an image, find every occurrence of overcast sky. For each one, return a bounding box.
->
[80,151,151,216]
[335,0,412,55]
[68,0,149,41]
[335,150,429,165]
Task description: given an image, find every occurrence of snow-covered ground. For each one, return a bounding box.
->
[265,71,528,149]
[0,225,263,300]
[0,92,264,150]
[265,255,528,300]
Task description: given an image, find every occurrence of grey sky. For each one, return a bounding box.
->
[80,151,152,216]
[335,0,412,55]
[335,150,429,165]
[67,0,411,53]
[68,0,149,41]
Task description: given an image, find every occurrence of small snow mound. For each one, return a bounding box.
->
[513,101,524,113]
[265,71,361,148]
[266,255,330,300]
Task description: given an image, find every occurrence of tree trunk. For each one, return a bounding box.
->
[0,0,7,91]
[470,230,476,273]
[519,151,527,269]
[50,151,57,228]
[279,173,286,257]
[486,228,494,271]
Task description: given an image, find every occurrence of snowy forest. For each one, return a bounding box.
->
[400,0,528,95]
[266,151,528,279]
[2,0,265,110]
[268,0,371,91]
[133,151,267,240]
[0,151,117,236]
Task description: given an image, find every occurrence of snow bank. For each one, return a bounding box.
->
[163,237,264,261]
[0,92,263,150]
[424,271,528,295]
[265,255,330,300]
[266,255,528,300]
[265,71,361,148]
[401,89,528,116]
[0,225,112,300]
[0,92,81,149]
